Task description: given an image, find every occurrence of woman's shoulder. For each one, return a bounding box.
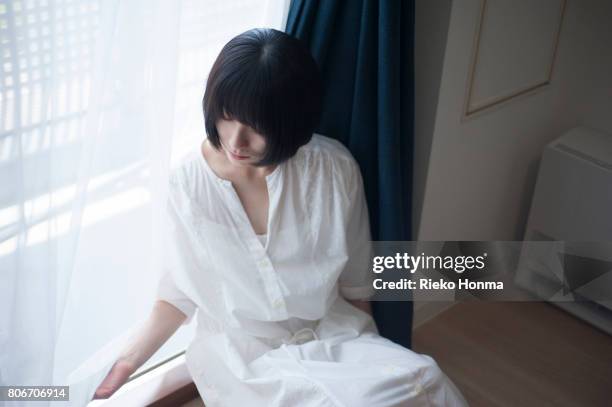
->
[296,133,360,176]
[168,149,208,192]
[300,133,355,160]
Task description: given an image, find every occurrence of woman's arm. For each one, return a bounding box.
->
[347,299,373,317]
[93,300,187,399]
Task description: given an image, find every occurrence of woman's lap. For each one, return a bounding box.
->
[245,332,467,407]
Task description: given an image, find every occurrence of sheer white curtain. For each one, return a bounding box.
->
[0,0,289,405]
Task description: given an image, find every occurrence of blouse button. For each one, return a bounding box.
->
[272,298,284,308]
[258,258,271,268]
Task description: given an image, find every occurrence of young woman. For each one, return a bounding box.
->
[94,28,467,406]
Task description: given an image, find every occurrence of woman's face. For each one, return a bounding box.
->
[216,118,267,166]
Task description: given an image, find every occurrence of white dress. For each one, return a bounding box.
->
[156,134,468,407]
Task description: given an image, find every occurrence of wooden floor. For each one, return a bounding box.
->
[181,398,204,407]
[412,301,612,407]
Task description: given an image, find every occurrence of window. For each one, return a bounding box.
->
[0,0,289,402]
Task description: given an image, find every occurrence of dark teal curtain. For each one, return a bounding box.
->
[286,0,415,348]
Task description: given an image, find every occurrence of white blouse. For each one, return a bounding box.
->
[156,134,468,407]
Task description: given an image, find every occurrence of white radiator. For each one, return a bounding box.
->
[517,126,612,335]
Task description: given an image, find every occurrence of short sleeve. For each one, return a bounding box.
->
[338,160,376,301]
[156,270,197,325]
[155,178,198,325]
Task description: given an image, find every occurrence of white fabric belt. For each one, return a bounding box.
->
[196,313,321,347]
[282,327,320,346]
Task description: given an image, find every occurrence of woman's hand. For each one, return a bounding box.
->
[92,357,137,399]
[347,299,373,316]
[91,300,187,400]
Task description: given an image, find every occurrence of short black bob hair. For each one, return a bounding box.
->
[203,28,322,167]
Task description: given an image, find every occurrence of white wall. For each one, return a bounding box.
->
[559,0,612,133]
[413,0,453,239]
[411,0,612,326]
[414,0,612,241]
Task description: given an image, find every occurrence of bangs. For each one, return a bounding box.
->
[210,62,281,144]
